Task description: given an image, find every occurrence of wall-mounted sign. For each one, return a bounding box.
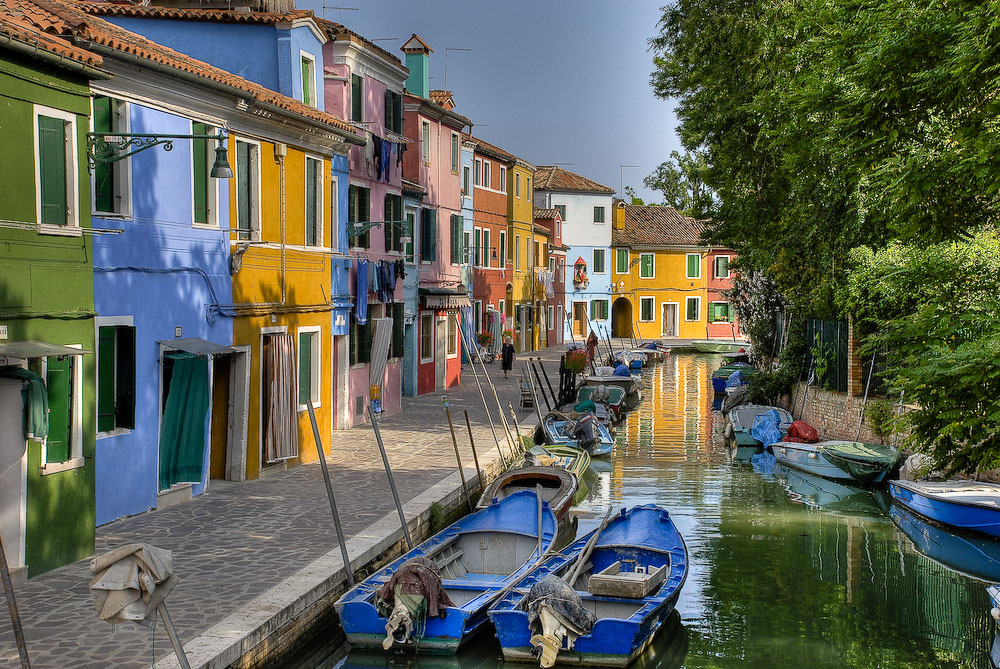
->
[0,325,7,340]
[174,326,183,338]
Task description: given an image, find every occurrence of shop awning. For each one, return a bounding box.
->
[156,338,235,356]
[422,294,472,310]
[0,340,91,358]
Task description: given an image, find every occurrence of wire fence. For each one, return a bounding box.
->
[805,319,849,393]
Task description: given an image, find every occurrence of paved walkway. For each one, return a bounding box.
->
[0,347,568,668]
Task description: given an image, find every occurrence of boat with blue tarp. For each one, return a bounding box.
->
[724,405,792,460]
[488,504,688,667]
[889,480,1000,538]
[335,490,557,654]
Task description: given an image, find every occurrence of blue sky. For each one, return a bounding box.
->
[299,0,681,202]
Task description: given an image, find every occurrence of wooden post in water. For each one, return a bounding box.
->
[525,362,546,428]
[306,403,354,586]
[507,401,523,445]
[0,535,29,668]
[443,397,473,512]
[368,405,413,550]
[463,410,483,485]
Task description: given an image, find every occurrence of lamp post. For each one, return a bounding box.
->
[87,130,233,178]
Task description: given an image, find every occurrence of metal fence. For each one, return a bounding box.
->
[805,319,849,392]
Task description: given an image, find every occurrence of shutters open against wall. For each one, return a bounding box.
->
[38,115,67,226]
[391,303,405,358]
[94,97,117,214]
[687,254,700,278]
[351,74,363,121]
[450,214,464,264]
[421,208,437,261]
[192,122,209,224]
[45,356,73,463]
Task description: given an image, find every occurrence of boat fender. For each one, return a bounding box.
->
[992,607,1000,623]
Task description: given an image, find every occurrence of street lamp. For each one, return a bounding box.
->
[87,129,232,179]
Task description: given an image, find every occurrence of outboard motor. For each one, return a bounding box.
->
[527,574,597,668]
[572,414,599,451]
[375,557,454,649]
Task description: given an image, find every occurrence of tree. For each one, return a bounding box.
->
[623,186,645,206]
[643,150,715,219]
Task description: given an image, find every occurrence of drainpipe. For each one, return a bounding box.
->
[276,144,287,304]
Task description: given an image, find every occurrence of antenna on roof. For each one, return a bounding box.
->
[444,47,471,90]
[322,3,358,18]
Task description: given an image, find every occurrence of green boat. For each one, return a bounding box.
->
[511,444,591,486]
[692,339,750,354]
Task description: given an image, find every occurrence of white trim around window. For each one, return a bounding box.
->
[297,325,322,412]
[685,296,701,321]
[686,252,702,279]
[234,136,262,241]
[499,166,507,193]
[547,305,554,329]
[592,248,606,274]
[95,315,135,439]
[447,314,459,358]
[304,154,324,247]
[39,344,85,474]
[639,252,655,279]
[190,120,219,229]
[299,50,318,108]
[33,104,80,235]
[420,313,435,363]
[615,248,628,274]
[639,296,655,323]
[714,254,731,279]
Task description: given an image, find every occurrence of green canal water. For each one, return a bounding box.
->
[325,353,997,668]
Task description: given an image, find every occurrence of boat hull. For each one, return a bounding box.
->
[773,443,858,482]
[889,480,1000,538]
[692,340,747,353]
[478,466,577,520]
[891,504,1000,582]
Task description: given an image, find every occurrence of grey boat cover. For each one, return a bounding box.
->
[722,385,750,413]
[527,574,596,636]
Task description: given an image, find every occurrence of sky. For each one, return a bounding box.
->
[298,0,682,203]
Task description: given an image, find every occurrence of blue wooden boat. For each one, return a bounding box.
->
[537,412,615,457]
[488,505,688,667]
[335,490,557,654]
[772,440,900,484]
[889,479,1000,538]
[890,503,1000,582]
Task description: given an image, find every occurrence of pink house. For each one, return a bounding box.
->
[706,248,742,339]
[400,35,472,395]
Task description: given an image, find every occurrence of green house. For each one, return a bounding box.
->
[0,25,109,578]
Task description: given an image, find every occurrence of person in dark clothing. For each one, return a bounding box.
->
[500,337,515,378]
[586,330,598,363]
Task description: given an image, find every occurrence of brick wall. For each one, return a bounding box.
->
[793,382,890,444]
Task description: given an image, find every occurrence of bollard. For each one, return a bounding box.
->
[464,410,483,485]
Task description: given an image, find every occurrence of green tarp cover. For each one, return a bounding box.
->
[820,441,900,481]
[158,354,209,490]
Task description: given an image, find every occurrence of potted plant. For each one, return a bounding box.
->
[476,331,494,348]
[564,349,588,374]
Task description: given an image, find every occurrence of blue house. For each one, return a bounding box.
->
[460,137,476,361]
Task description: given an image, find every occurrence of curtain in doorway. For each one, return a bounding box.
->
[265,333,298,462]
[158,354,209,490]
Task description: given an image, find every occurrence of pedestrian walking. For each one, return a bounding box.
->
[501,336,515,378]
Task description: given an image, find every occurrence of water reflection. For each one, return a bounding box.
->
[891,503,1000,583]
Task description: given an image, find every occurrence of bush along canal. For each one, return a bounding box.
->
[307,353,995,669]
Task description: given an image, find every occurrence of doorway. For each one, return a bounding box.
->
[573,302,588,336]
[612,297,633,338]
[158,352,210,491]
[661,303,678,337]
[0,377,26,577]
[209,347,250,481]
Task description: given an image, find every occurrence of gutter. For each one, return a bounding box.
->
[77,39,365,146]
[0,35,112,79]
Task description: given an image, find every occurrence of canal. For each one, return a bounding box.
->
[326,353,995,668]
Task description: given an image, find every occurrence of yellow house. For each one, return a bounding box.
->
[226,112,362,480]
[611,203,720,340]
[507,158,536,351]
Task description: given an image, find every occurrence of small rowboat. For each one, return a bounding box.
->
[692,339,749,354]
[488,505,688,667]
[889,479,1000,538]
[514,444,592,489]
[772,440,900,484]
[575,385,626,421]
[336,490,557,654]
[478,466,578,520]
[536,412,615,457]
[585,367,640,398]
[724,405,793,460]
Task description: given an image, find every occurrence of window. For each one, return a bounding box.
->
[447,315,458,357]
[525,237,530,270]
[614,249,628,274]
[191,121,218,227]
[547,305,554,329]
[499,166,507,192]
[297,328,320,409]
[498,230,506,266]
[686,296,701,321]
[391,303,405,358]
[305,156,323,246]
[384,90,402,134]
[35,105,78,230]
[383,193,403,252]
[709,302,733,322]
[526,176,531,196]
[515,234,521,269]
[97,323,135,433]
[235,139,260,240]
[548,256,555,272]
[350,312,372,365]
[300,53,316,107]
[474,158,482,186]
[451,133,460,173]
[555,204,566,223]
[686,253,701,279]
[640,253,654,279]
[715,255,730,278]
[351,74,363,121]
[330,175,339,248]
[590,299,609,321]
[349,185,371,248]
[421,121,430,164]
[482,228,491,267]
[404,209,416,261]
[462,165,471,194]
[420,313,434,362]
[463,231,472,264]
[640,297,654,322]
[93,96,129,216]
[39,352,82,466]
[498,298,506,316]
[420,208,436,261]
[593,206,605,223]
[473,228,482,267]
[593,248,606,274]
[450,214,464,264]
[483,161,491,188]
[515,172,521,197]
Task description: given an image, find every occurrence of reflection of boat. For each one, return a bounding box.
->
[587,458,614,475]
[629,609,688,669]
[336,642,500,668]
[536,412,615,457]
[692,339,749,354]
[478,466,578,520]
[775,464,884,516]
[335,490,556,654]
[890,503,1000,582]
[773,440,900,484]
[488,505,688,667]
[724,405,793,459]
[889,480,1000,538]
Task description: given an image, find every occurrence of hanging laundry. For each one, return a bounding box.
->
[372,136,383,181]
[363,132,376,177]
[371,260,380,296]
[395,258,406,280]
[356,259,368,325]
[379,139,392,181]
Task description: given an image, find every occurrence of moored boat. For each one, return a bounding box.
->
[575,385,626,421]
[535,412,615,457]
[488,504,688,667]
[584,366,640,398]
[889,479,1000,538]
[478,466,578,520]
[692,339,749,354]
[724,405,793,460]
[772,440,900,484]
[514,444,592,488]
[891,503,1000,582]
[335,490,557,654]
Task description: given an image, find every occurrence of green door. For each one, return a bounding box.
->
[45,356,73,463]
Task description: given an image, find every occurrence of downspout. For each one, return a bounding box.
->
[277,147,286,304]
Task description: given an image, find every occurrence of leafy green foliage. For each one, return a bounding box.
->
[748,366,796,406]
[864,399,897,445]
[723,271,785,359]
[642,149,717,219]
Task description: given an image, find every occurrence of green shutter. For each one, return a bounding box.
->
[350,322,357,366]
[687,298,700,321]
[306,160,318,245]
[45,356,73,462]
[360,189,370,248]
[641,254,653,277]
[392,303,404,358]
[38,115,68,226]
[298,332,312,405]
[193,122,208,224]
[301,58,312,106]
[385,92,393,133]
[716,256,729,277]
[421,209,436,261]
[98,327,115,432]
[394,93,403,133]
[352,74,362,121]
[94,97,115,213]
[687,254,700,278]
[451,214,464,264]
[361,319,372,364]
[236,141,251,238]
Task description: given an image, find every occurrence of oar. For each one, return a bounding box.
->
[567,506,617,588]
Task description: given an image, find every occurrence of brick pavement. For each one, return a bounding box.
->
[0,347,568,668]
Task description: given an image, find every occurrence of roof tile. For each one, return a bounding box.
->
[534,165,615,194]
[0,0,102,67]
[612,204,707,247]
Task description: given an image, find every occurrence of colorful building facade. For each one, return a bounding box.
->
[507,158,537,352]
[535,208,568,347]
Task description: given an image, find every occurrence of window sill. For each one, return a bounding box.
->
[93,212,130,220]
[193,222,221,230]
[39,457,85,476]
[97,427,133,440]
[37,223,81,237]
[297,402,322,413]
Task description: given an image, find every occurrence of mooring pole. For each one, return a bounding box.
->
[443,397,473,512]
[529,360,552,411]
[306,403,354,587]
[525,362,546,427]
[463,409,483,484]
[156,603,191,669]
[507,401,523,444]
[472,332,518,457]
[368,405,413,550]
[855,351,878,442]
[0,535,29,668]
[457,327,508,467]
[535,357,559,410]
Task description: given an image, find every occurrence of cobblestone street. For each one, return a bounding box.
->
[0,350,565,668]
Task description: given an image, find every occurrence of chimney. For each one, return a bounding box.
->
[614,200,626,231]
[401,34,433,99]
